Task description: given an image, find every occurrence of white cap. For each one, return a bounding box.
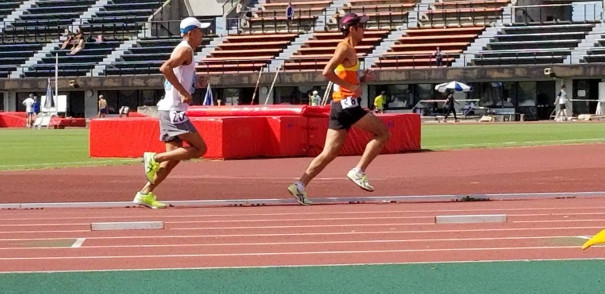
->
[180,17,210,36]
[313,90,318,94]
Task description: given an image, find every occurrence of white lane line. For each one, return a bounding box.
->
[0,230,90,235]
[3,213,605,228]
[514,219,605,223]
[3,206,605,222]
[0,235,588,251]
[71,238,85,248]
[2,225,604,239]
[0,245,587,261]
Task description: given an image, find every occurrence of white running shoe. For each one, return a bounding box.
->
[347,169,374,192]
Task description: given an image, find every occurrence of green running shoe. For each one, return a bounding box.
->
[133,192,167,209]
[143,152,159,184]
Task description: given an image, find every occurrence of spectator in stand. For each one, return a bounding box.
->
[434,47,443,67]
[60,29,73,49]
[68,29,86,55]
[286,2,294,27]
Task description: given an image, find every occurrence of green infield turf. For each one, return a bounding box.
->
[0,129,136,171]
[422,122,605,150]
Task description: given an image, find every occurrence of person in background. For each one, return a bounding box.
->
[32,96,40,120]
[434,47,443,67]
[309,90,321,106]
[555,84,569,122]
[22,93,36,128]
[119,106,130,117]
[68,29,85,55]
[98,95,107,118]
[374,90,386,113]
[443,90,458,122]
[286,2,294,27]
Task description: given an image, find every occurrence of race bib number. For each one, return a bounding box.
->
[169,111,189,124]
[340,97,359,109]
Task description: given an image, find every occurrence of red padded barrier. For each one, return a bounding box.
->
[186,105,331,118]
[265,116,308,157]
[306,117,329,156]
[306,114,421,157]
[0,113,26,128]
[90,118,164,158]
[90,117,268,159]
[395,113,421,151]
[192,117,267,159]
[301,105,330,117]
[2,112,26,118]
[187,105,307,117]
[90,114,420,159]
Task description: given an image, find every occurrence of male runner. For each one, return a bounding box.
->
[133,17,210,209]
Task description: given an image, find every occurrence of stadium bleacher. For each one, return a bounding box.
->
[284,30,389,71]
[0,0,601,81]
[24,39,123,77]
[420,0,509,27]
[0,1,22,20]
[4,0,96,40]
[374,26,485,69]
[245,0,326,33]
[339,0,416,29]
[104,36,211,76]
[198,33,298,74]
[83,0,165,37]
[471,23,595,66]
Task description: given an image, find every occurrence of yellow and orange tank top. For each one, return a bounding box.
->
[332,59,360,102]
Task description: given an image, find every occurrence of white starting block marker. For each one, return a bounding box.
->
[435,214,507,224]
[91,221,164,231]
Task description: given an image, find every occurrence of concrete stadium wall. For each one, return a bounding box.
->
[1,64,604,117]
[185,0,224,16]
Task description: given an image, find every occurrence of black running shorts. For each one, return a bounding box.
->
[328,98,368,130]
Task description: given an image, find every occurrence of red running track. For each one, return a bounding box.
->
[1,144,604,203]
[1,197,604,273]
